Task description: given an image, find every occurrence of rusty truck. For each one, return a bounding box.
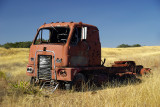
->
[26,22,151,91]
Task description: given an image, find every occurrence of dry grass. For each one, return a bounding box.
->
[0,46,160,107]
[102,46,160,68]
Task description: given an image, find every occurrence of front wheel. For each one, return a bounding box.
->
[72,73,87,92]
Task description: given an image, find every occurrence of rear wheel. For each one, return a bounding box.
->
[72,73,87,91]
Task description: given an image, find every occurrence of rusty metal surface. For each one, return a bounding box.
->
[26,22,151,83]
[140,68,151,75]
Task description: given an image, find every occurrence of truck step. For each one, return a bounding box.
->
[40,81,59,94]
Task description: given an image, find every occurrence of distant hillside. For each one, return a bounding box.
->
[0,41,32,49]
[0,42,142,49]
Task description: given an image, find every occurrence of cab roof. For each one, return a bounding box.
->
[39,22,97,29]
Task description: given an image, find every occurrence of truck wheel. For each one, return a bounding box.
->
[72,73,87,91]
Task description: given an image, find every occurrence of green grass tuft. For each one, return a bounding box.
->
[8,81,41,96]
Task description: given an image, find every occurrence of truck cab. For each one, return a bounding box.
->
[26,22,101,82]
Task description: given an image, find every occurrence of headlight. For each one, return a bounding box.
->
[27,67,33,73]
[59,70,67,77]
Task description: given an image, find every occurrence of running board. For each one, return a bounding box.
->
[40,80,59,93]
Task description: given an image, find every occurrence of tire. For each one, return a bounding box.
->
[72,73,87,92]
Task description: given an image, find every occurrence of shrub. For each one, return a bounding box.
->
[3,44,11,49]
[132,44,141,47]
[117,44,141,48]
[2,41,32,48]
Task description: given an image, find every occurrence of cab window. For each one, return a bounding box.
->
[70,27,82,45]
[34,27,70,45]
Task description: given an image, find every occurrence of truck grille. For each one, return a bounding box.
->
[38,55,52,80]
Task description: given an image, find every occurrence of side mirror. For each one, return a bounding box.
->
[82,27,87,40]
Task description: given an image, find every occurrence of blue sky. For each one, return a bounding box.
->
[0,0,160,47]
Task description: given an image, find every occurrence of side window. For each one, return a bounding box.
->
[34,29,51,44]
[42,29,50,42]
[70,27,82,45]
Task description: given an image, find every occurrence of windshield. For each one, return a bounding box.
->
[34,27,70,44]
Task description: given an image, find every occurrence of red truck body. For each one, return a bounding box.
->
[26,22,150,90]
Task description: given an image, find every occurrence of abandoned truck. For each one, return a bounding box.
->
[26,22,151,91]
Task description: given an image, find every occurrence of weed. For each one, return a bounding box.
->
[8,81,41,96]
[0,71,6,79]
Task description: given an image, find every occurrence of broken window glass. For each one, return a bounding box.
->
[70,27,82,45]
[34,27,70,45]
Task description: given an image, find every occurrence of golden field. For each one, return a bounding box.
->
[0,46,160,107]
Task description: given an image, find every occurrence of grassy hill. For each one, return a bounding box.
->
[0,46,160,107]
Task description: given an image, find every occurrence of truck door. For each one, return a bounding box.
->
[69,26,89,67]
